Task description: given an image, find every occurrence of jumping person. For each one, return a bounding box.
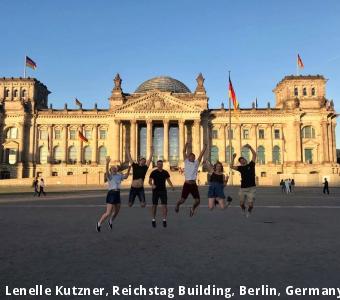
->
[231,144,257,217]
[126,147,153,208]
[204,160,232,210]
[175,140,207,217]
[96,156,131,232]
[149,160,174,228]
[323,178,330,194]
[38,178,46,197]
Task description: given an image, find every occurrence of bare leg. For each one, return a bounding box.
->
[152,205,157,219]
[217,198,225,210]
[208,198,215,210]
[98,204,114,225]
[190,198,200,216]
[162,204,167,220]
[175,198,186,212]
[109,204,121,223]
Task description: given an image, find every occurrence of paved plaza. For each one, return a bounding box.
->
[0,186,340,299]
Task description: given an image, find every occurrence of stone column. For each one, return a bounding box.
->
[179,120,185,162]
[321,121,328,162]
[48,125,53,163]
[28,123,35,163]
[332,123,337,163]
[193,120,201,156]
[267,124,273,163]
[328,123,334,162]
[146,120,153,160]
[77,125,82,164]
[18,122,24,163]
[92,125,98,164]
[130,120,137,160]
[63,125,68,164]
[294,121,302,162]
[112,120,120,164]
[163,119,169,163]
[220,124,226,163]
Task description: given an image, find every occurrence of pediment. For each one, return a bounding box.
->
[2,140,19,148]
[112,92,202,113]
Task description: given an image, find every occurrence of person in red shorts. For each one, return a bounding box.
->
[175,140,207,217]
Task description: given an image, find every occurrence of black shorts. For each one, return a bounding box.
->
[181,182,200,200]
[152,190,167,205]
[106,190,121,204]
[129,187,146,205]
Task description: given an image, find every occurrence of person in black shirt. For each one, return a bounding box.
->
[231,144,257,217]
[323,178,330,194]
[149,160,174,228]
[126,147,153,208]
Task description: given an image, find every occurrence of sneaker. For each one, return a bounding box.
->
[96,222,101,232]
[227,196,233,203]
[241,208,246,216]
[152,220,156,228]
[108,220,112,230]
[163,220,167,228]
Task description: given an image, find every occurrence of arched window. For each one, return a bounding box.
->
[13,90,18,98]
[53,146,62,163]
[226,146,234,163]
[301,126,316,139]
[68,146,77,163]
[303,87,307,96]
[241,146,250,162]
[21,90,26,98]
[8,148,17,165]
[272,146,281,164]
[210,146,219,164]
[98,146,107,164]
[257,146,265,164]
[5,89,10,98]
[6,127,18,139]
[39,146,48,164]
[83,146,92,163]
[311,87,315,96]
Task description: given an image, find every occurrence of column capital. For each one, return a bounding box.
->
[178,119,185,125]
[163,119,170,125]
[146,119,153,125]
[114,120,121,126]
[193,119,201,125]
[130,119,137,124]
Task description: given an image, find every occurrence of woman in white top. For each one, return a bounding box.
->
[96,157,131,232]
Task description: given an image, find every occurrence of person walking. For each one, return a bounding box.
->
[96,157,131,232]
[33,177,39,196]
[126,147,153,208]
[291,179,295,192]
[230,144,257,217]
[204,160,232,210]
[148,160,174,228]
[38,178,46,197]
[175,140,207,217]
[280,179,285,193]
[323,178,330,195]
[284,179,290,194]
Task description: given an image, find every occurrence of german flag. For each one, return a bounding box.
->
[78,131,88,142]
[26,56,37,69]
[297,54,304,69]
[228,76,239,110]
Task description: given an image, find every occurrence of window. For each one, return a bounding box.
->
[227,128,233,140]
[210,146,219,164]
[257,146,265,164]
[99,130,107,140]
[13,90,18,98]
[304,148,313,164]
[68,146,77,163]
[243,129,249,139]
[226,146,235,163]
[84,129,92,140]
[69,129,76,140]
[21,90,26,98]
[261,172,267,177]
[241,146,250,161]
[301,126,316,139]
[54,129,61,140]
[294,87,298,96]
[67,171,73,176]
[258,129,265,139]
[39,146,48,164]
[52,172,58,176]
[6,127,18,139]
[83,146,92,163]
[99,146,107,164]
[311,87,315,96]
[272,146,281,164]
[5,89,10,98]
[8,149,17,165]
[274,129,280,139]
[53,146,62,163]
[303,87,307,96]
[40,130,48,140]
[212,130,218,139]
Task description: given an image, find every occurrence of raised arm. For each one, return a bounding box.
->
[183,141,189,160]
[245,144,256,162]
[105,156,111,180]
[197,143,207,164]
[224,174,229,186]
[146,146,153,167]
[125,148,134,165]
[203,160,214,173]
[230,153,238,170]
[123,165,131,179]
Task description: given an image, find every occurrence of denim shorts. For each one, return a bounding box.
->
[106,190,121,204]
[208,182,225,199]
[128,187,146,204]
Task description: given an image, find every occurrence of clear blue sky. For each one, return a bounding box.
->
[1,0,339,147]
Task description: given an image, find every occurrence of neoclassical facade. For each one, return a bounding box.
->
[0,73,338,184]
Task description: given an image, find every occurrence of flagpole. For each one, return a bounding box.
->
[24,55,26,78]
[228,70,233,186]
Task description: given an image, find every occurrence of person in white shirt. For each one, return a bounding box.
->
[175,140,207,217]
[96,156,131,232]
[38,178,46,197]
